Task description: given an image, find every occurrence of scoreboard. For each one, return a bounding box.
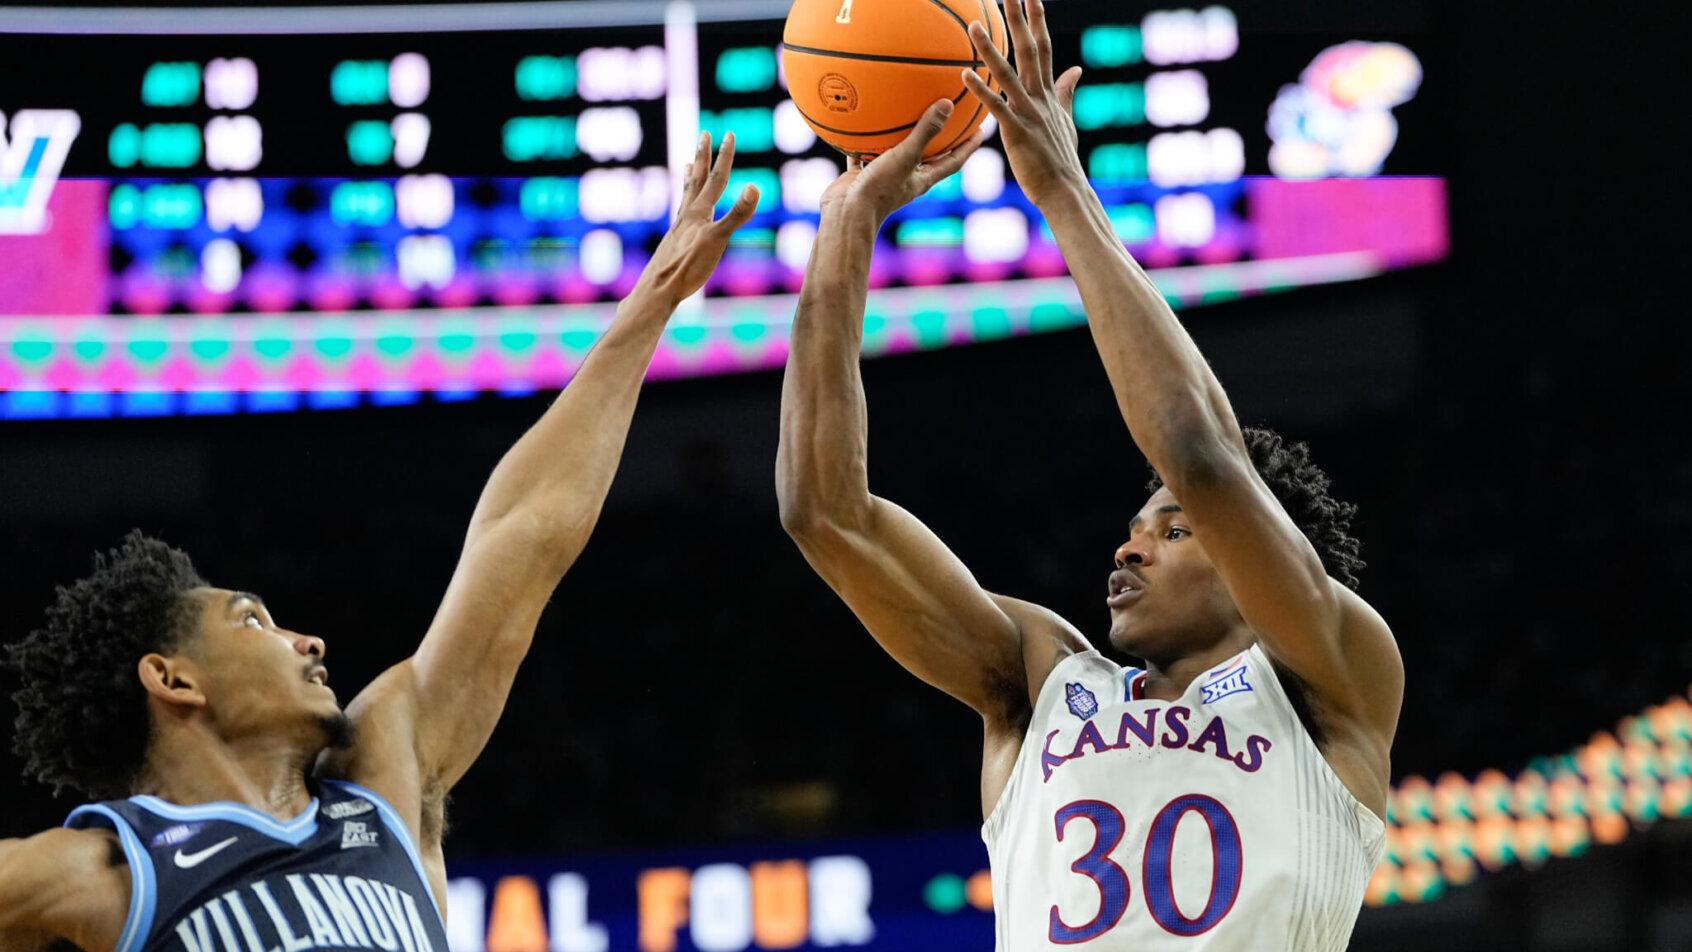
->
[0,0,1446,415]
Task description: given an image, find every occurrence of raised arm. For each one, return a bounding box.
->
[961,0,1402,755]
[0,830,130,952]
[777,104,1087,760]
[322,134,760,843]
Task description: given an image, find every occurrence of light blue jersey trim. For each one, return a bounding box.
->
[64,805,157,952]
[322,780,441,914]
[127,794,320,845]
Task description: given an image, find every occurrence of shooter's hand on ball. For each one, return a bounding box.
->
[818,99,983,228]
[636,130,761,309]
[962,0,1087,210]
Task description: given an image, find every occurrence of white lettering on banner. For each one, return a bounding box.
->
[444,879,487,952]
[445,854,879,952]
[809,857,875,946]
[547,874,608,952]
[690,865,754,952]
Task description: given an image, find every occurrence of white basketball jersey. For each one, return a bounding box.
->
[982,643,1383,951]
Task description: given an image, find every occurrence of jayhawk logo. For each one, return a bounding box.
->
[1065,682,1099,720]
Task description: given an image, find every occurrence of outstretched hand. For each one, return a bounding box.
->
[961,0,1087,209]
[818,99,984,226]
[637,130,761,308]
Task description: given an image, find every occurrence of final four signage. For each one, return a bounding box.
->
[0,109,81,235]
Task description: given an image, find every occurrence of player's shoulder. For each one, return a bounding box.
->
[987,593,1098,709]
[2,826,122,875]
[0,827,128,927]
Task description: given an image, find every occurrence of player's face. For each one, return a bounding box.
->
[1105,487,1243,664]
[178,587,345,745]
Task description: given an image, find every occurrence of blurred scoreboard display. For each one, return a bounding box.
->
[0,0,1445,414]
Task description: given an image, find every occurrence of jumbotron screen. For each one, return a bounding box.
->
[0,0,1445,416]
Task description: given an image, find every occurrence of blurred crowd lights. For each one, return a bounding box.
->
[1365,687,1692,906]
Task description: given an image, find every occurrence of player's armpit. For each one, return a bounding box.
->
[0,830,131,952]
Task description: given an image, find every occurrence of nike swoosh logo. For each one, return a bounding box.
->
[174,836,238,868]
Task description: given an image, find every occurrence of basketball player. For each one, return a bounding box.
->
[0,133,759,952]
[775,1,1403,947]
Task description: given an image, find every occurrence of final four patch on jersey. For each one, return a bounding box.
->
[1065,682,1099,720]
[148,822,202,848]
[1201,661,1253,704]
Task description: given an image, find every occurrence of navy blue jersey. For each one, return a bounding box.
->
[64,780,447,952]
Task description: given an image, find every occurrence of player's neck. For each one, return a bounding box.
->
[132,721,319,823]
[1137,627,1256,702]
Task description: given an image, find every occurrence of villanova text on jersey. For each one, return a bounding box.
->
[64,780,450,952]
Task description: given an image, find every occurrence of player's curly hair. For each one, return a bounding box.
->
[1148,427,1365,591]
[4,531,207,798]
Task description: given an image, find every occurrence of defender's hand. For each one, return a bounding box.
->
[818,100,983,227]
[961,0,1087,210]
[636,131,760,308]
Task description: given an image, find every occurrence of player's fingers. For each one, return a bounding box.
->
[1027,0,1055,86]
[885,99,956,167]
[921,131,984,188]
[845,154,863,174]
[961,69,1015,127]
[687,131,711,202]
[1003,0,1039,85]
[969,22,1028,108]
[1055,65,1084,110]
[701,132,737,207]
[712,185,760,236]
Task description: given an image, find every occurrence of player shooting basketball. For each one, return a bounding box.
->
[776,1,1404,948]
[0,134,759,952]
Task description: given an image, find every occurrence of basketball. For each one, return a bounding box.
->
[782,0,1008,160]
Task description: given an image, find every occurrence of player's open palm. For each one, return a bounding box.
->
[639,131,760,307]
[962,0,1086,209]
[821,100,983,225]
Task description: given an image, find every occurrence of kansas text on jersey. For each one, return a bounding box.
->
[984,644,1385,951]
[65,781,448,952]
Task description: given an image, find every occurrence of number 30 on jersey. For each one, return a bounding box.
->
[1050,795,1243,942]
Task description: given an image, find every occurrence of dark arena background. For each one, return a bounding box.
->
[2,0,1687,949]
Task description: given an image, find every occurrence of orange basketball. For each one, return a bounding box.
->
[783,0,1008,160]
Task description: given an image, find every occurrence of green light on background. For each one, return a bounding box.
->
[1089,143,1147,182]
[331,60,390,106]
[109,184,140,229]
[699,108,775,154]
[1108,203,1154,242]
[923,874,967,914]
[330,181,396,227]
[926,171,964,202]
[141,62,201,107]
[108,124,140,169]
[346,121,395,165]
[717,168,780,214]
[729,227,775,248]
[519,177,579,221]
[503,116,579,162]
[111,123,200,169]
[716,47,778,93]
[105,183,202,230]
[1081,26,1143,68]
[1073,83,1145,130]
[896,218,964,247]
[515,55,578,101]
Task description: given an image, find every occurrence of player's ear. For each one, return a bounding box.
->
[139,653,209,708]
